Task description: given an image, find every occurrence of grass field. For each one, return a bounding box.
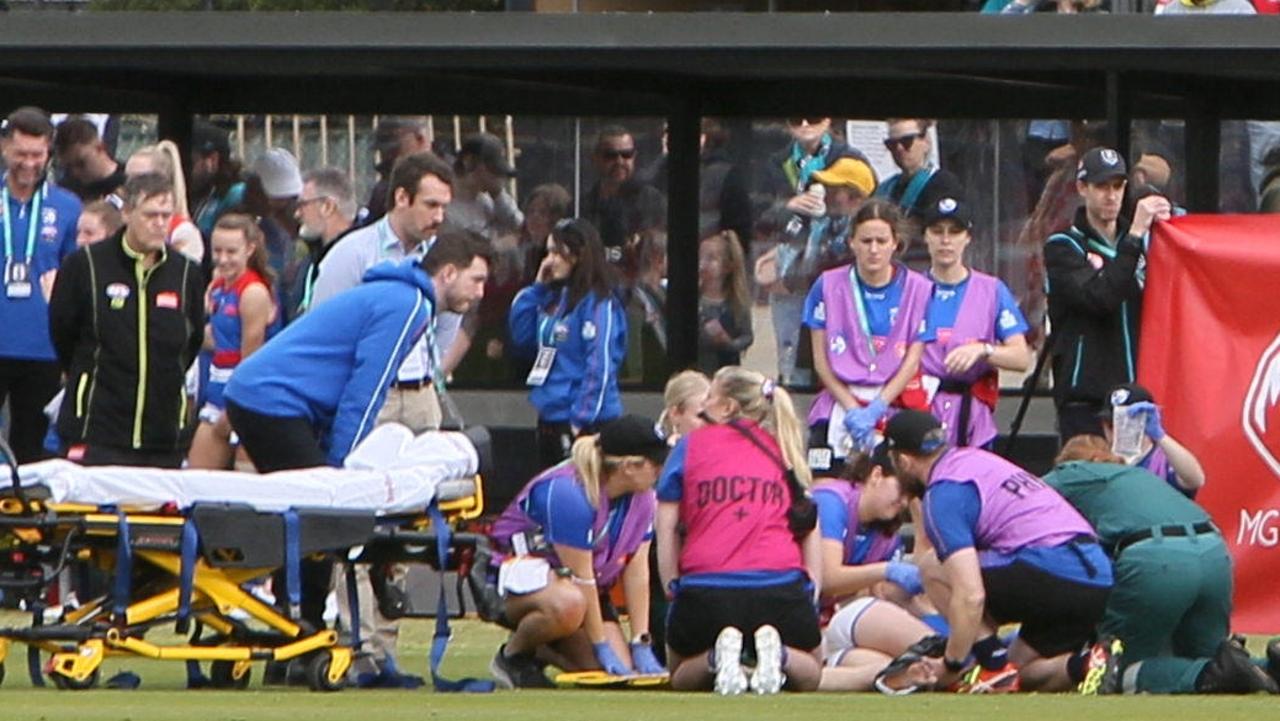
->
[1,613,1276,721]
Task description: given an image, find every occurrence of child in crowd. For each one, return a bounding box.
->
[697,230,753,374]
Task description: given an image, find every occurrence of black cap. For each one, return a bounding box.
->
[192,120,231,158]
[1099,383,1155,418]
[459,133,517,177]
[598,415,670,465]
[1077,147,1128,185]
[922,196,973,230]
[883,410,947,455]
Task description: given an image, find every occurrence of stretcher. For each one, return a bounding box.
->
[0,424,493,692]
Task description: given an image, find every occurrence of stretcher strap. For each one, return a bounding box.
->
[427,503,494,693]
[283,510,302,620]
[176,519,198,634]
[28,605,45,686]
[111,507,132,624]
[345,562,362,652]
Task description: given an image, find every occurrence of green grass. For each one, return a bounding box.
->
[0,612,1276,721]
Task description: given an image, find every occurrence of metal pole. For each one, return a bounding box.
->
[320,115,329,167]
[292,114,302,163]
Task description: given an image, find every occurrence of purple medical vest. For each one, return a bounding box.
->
[927,448,1095,555]
[812,479,900,565]
[1138,446,1177,488]
[490,463,656,589]
[808,264,932,425]
[921,271,1000,448]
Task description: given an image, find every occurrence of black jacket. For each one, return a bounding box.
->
[48,230,204,452]
[1044,207,1144,408]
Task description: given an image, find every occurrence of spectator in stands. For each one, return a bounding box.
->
[874,119,964,256]
[126,140,205,263]
[1260,145,1280,212]
[312,152,454,433]
[53,116,126,203]
[581,125,667,272]
[657,366,823,695]
[250,147,303,239]
[487,415,669,689]
[189,120,246,243]
[187,214,277,470]
[777,157,876,300]
[697,229,753,373]
[286,167,357,321]
[802,200,932,474]
[49,172,203,468]
[621,229,668,386]
[0,106,81,464]
[698,118,754,246]
[1044,147,1171,440]
[509,218,627,468]
[442,133,522,241]
[75,199,122,248]
[918,197,1031,449]
[366,117,430,225]
[757,117,866,385]
[888,410,1114,693]
[1097,383,1206,498]
[1047,436,1278,695]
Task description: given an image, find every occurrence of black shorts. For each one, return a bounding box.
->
[666,579,821,659]
[807,422,845,476]
[981,558,1110,658]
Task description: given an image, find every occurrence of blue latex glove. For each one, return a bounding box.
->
[885,561,924,596]
[844,397,888,451]
[629,642,665,675]
[1127,401,1165,441]
[593,641,632,677]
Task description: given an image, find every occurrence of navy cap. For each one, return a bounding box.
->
[883,410,947,455]
[1099,383,1155,418]
[598,415,670,465]
[922,196,973,230]
[1077,147,1128,185]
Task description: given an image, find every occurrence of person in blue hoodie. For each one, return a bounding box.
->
[225,231,490,472]
[509,218,627,468]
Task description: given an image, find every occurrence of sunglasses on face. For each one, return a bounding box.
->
[600,148,636,161]
[787,117,824,127]
[883,133,923,152]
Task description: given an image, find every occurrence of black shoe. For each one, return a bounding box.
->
[1197,640,1280,694]
[1266,637,1280,685]
[489,645,554,689]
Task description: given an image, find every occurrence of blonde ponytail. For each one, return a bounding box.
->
[710,365,813,488]
[571,435,604,508]
[659,370,711,437]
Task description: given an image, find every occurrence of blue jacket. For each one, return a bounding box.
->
[509,282,626,428]
[225,259,434,466]
[0,180,80,361]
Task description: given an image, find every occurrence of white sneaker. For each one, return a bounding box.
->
[750,625,786,695]
[713,626,749,696]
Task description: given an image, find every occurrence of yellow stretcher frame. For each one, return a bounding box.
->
[0,475,485,692]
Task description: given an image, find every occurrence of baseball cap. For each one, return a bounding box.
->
[810,158,876,198]
[598,414,670,465]
[922,196,973,230]
[373,118,425,157]
[251,148,303,199]
[192,120,231,158]
[882,410,947,455]
[459,133,517,177]
[1077,147,1128,185]
[1099,383,1155,418]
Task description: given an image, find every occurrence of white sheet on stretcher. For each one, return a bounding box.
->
[14,424,477,515]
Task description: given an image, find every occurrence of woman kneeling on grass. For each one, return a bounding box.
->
[657,365,824,695]
[487,415,670,688]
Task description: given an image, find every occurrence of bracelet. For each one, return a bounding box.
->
[631,632,652,646]
[570,574,597,586]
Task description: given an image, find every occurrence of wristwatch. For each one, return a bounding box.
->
[982,343,995,358]
[632,632,653,646]
[944,657,967,673]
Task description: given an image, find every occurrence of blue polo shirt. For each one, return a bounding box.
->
[0,179,80,361]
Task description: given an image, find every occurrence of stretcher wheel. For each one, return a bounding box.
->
[306,651,345,692]
[210,660,252,689]
[51,667,99,690]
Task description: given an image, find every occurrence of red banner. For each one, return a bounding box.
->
[1140,214,1280,633]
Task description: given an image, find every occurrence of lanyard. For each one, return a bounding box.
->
[2,182,44,263]
[537,287,569,348]
[848,265,884,359]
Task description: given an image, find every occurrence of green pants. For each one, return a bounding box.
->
[1100,532,1233,694]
